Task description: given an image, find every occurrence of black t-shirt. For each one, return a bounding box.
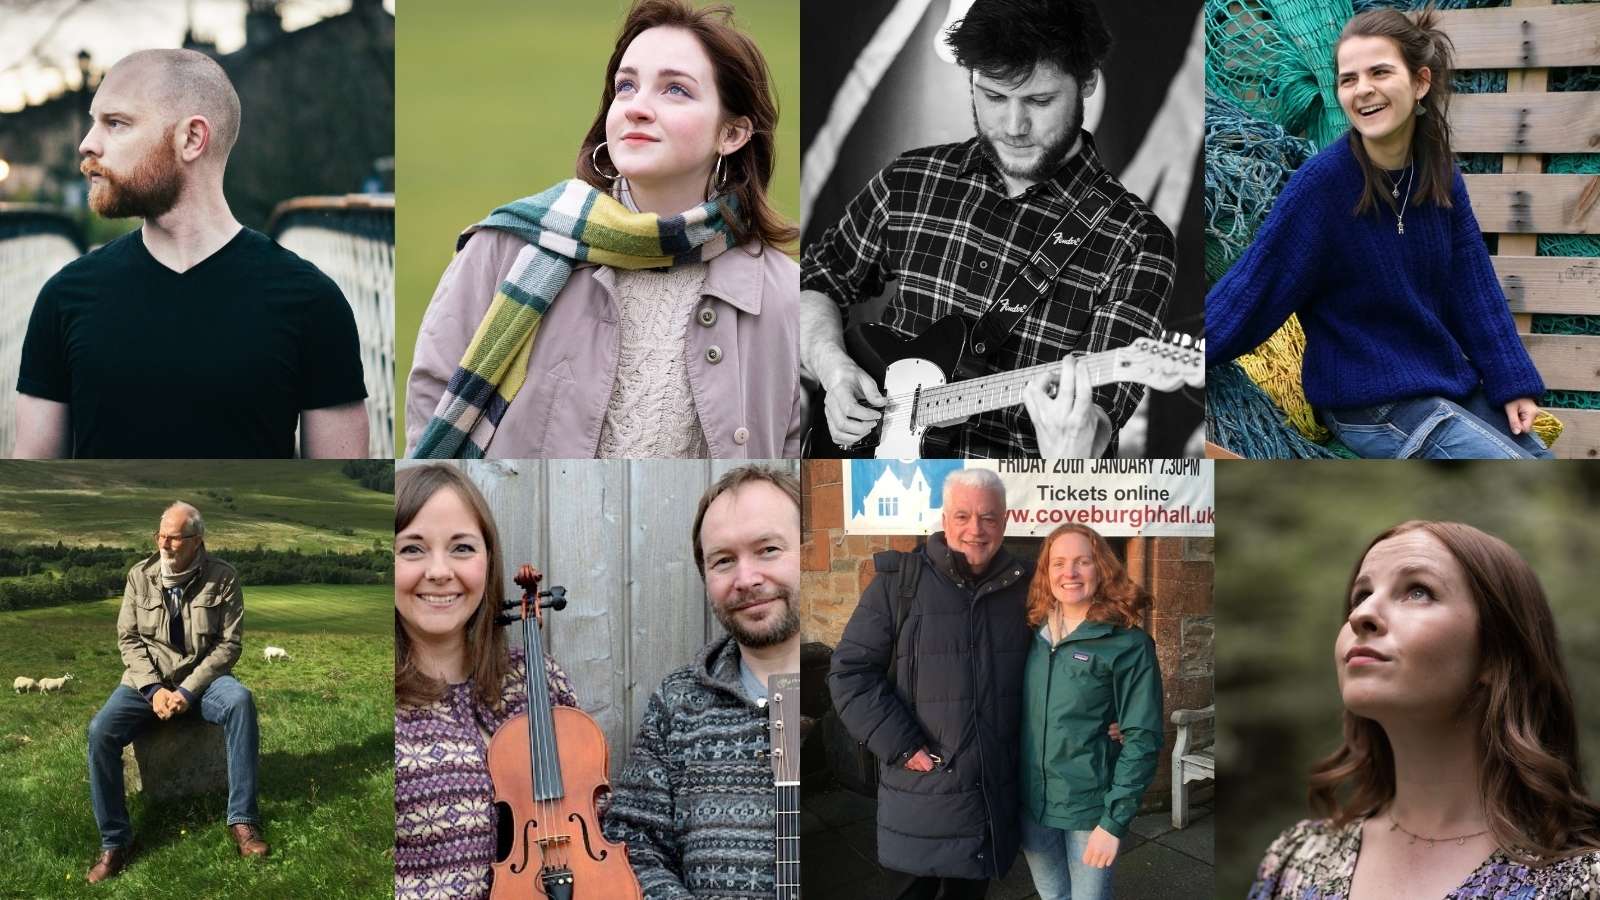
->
[18,227,367,458]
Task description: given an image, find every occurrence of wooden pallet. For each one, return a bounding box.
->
[1440,0,1600,459]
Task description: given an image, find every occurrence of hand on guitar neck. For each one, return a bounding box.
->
[1023,357,1110,458]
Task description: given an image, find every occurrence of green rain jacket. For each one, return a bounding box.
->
[1020,619,1163,838]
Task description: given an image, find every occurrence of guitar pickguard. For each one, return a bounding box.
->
[877,357,960,459]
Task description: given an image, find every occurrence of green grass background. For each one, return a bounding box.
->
[0,460,391,553]
[394,0,800,454]
[0,584,394,898]
[1215,462,1600,897]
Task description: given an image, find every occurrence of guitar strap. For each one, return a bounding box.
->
[956,175,1116,381]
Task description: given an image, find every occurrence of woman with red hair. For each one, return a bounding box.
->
[1018,524,1163,900]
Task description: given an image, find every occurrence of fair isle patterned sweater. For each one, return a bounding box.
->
[394,647,578,900]
[1250,818,1600,900]
[601,635,777,900]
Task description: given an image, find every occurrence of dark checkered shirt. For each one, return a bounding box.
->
[802,132,1176,458]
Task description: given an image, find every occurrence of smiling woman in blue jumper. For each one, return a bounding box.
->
[1205,8,1552,459]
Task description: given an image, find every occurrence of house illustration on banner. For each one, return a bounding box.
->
[848,460,966,532]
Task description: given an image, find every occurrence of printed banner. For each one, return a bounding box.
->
[841,459,1214,538]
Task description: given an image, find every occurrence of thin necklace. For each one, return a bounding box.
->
[1384,163,1414,235]
[1388,816,1489,847]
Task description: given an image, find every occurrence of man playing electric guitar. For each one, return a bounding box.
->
[801,0,1176,459]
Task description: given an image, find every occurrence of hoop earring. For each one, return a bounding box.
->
[592,141,620,181]
[714,153,727,190]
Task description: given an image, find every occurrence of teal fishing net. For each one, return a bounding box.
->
[1205,90,1318,281]
[1205,362,1359,457]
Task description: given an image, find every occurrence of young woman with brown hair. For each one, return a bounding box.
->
[392,464,580,900]
[1205,9,1551,459]
[406,0,799,459]
[1018,524,1163,900]
[1250,521,1600,898]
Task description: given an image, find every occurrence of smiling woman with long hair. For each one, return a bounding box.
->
[1250,521,1600,898]
[1205,9,1551,459]
[392,464,581,900]
[1018,524,1163,900]
[406,0,798,460]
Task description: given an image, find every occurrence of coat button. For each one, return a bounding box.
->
[698,306,717,327]
[733,427,750,445]
[706,345,723,364]
[979,259,989,269]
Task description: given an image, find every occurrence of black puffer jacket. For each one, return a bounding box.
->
[828,532,1033,879]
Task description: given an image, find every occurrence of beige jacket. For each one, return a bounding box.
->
[117,550,243,696]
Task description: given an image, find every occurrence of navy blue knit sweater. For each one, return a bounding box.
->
[1205,133,1544,410]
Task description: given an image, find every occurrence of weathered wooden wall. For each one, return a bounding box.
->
[1441,1,1600,457]
[397,458,800,775]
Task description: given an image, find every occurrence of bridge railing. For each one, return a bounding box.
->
[0,205,84,457]
[267,194,395,458]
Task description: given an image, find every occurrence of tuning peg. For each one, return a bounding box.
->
[494,614,519,627]
[540,586,569,611]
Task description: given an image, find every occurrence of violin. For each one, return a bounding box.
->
[488,564,642,900]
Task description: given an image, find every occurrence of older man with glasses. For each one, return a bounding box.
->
[83,501,266,883]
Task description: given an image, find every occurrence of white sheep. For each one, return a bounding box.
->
[37,674,74,693]
[13,676,35,694]
[263,646,289,663]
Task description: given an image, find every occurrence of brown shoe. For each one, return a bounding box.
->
[228,822,270,858]
[85,846,132,883]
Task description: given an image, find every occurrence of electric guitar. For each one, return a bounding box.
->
[802,315,1204,458]
[768,673,800,900]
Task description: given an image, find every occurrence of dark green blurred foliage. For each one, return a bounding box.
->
[1216,462,1600,897]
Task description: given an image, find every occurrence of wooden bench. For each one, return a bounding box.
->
[121,715,229,804]
[1171,704,1214,829]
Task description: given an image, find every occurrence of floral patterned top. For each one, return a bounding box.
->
[394,647,579,900]
[1250,818,1600,900]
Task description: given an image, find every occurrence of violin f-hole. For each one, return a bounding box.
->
[568,812,609,862]
[511,817,541,874]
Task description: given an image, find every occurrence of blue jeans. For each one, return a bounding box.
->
[87,676,260,849]
[1321,390,1553,459]
[1019,813,1113,900]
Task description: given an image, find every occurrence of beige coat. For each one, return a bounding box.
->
[117,550,243,696]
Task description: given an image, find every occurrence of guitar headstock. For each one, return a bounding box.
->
[768,672,801,899]
[767,673,800,784]
[1119,332,1205,391]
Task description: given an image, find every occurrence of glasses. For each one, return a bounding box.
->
[155,532,197,544]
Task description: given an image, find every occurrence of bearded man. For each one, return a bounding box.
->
[84,501,267,883]
[602,465,800,899]
[801,0,1176,458]
[16,48,368,458]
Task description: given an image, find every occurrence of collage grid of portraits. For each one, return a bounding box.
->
[0,0,1597,899]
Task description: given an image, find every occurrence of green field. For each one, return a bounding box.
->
[395,0,800,453]
[0,460,391,553]
[0,585,394,899]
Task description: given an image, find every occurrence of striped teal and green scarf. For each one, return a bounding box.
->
[410,180,737,458]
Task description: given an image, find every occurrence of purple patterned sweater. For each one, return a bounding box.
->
[394,647,578,899]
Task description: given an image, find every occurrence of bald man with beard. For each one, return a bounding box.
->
[16,49,369,459]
